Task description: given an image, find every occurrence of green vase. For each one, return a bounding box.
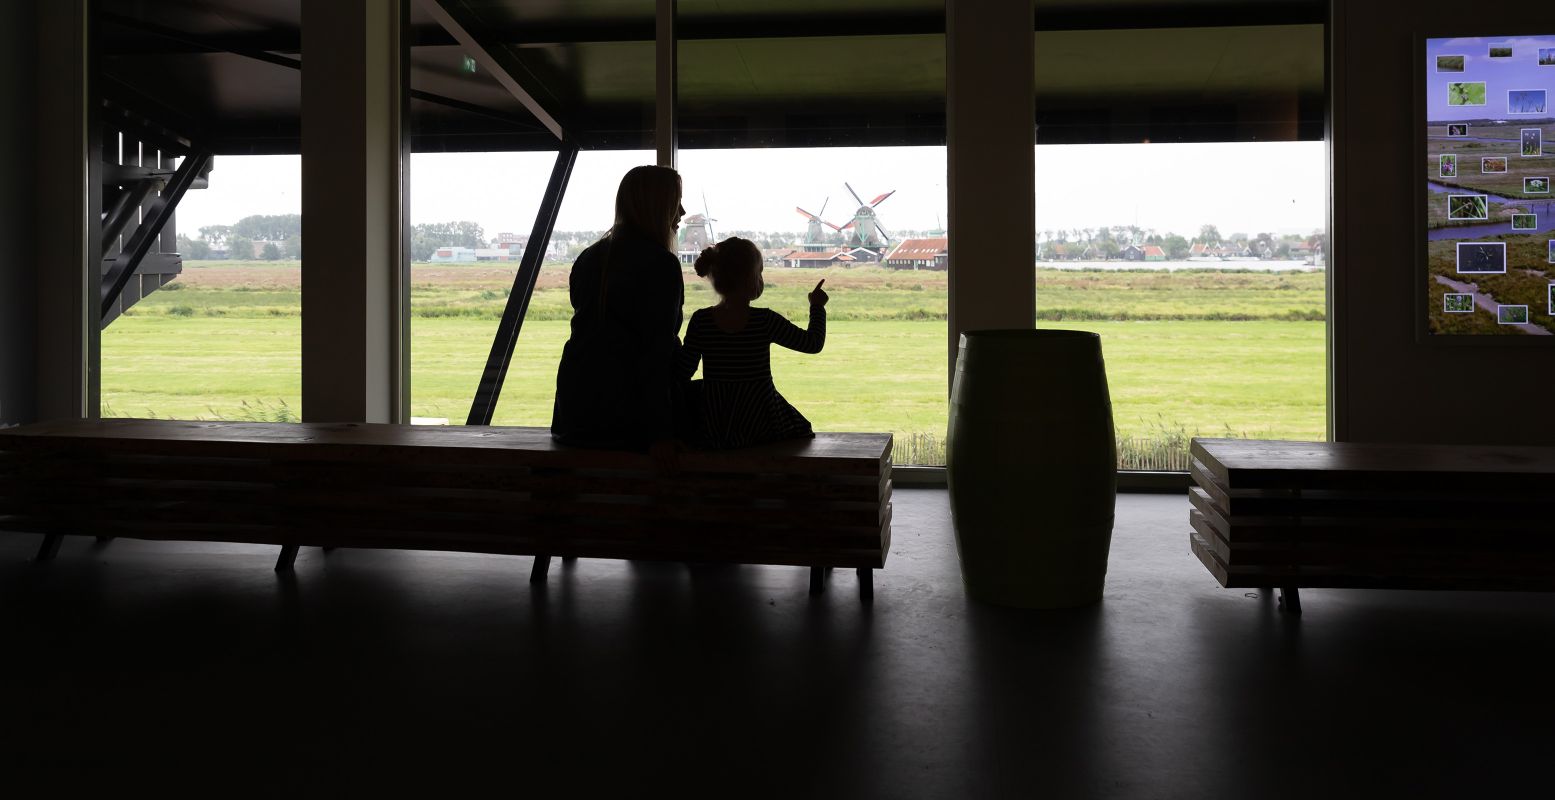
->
[947,330,1117,608]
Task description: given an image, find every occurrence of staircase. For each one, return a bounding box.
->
[100,128,209,327]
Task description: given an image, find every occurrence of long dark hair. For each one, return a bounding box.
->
[606,165,682,251]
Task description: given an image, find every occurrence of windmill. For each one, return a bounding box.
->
[840,182,895,253]
[795,196,844,252]
[679,192,717,254]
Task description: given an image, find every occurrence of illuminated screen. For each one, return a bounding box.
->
[1425,36,1555,336]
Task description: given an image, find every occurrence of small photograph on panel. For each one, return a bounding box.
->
[1440,154,1458,177]
[1448,194,1489,220]
[1489,46,1513,58]
[1509,89,1548,115]
[1512,213,1537,230]
[1527,177,1551,194]
[1447,123,1469,137]
[1438,54,1467,71]
[1497,305,1530,324]
[1443,293,1475,313]
[1457,242,1507,273]
[1483,157,1509,173]
[1449,82,1487,106]
[1524,128,1544,157]
[1543,48,1555,66]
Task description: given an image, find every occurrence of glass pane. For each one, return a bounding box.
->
[676,147,949,464]
[1035,140,1328,470]
[97,1,303,422]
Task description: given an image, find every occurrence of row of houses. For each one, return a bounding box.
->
[1037,241,1170,261]
[769,236,950,270]
[427,231,569,263]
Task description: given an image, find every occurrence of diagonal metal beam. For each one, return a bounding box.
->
[415,0,565,141]
[467,143,579,425]
[100,149,211,323]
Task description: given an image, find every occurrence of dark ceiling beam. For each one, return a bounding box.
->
[413,0,565,140]
[101,2,1323,55]
[98,11,542,133]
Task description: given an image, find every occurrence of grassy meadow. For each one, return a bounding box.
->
[102,260,1329,466]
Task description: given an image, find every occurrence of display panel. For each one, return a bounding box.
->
[1425,36,1555,337]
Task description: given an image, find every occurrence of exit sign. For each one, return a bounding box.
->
[461,55,477,74]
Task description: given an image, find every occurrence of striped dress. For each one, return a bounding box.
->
[677,305,826,449]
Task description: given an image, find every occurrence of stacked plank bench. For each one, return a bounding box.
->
[0,419,892,600]
[1188,437,1555,614]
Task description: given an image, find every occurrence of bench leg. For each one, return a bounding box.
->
[530,555,551,584]
[275,545,299,572]
[857,568,873,603]
[1278,587,1302,615]
[809,567,825,595]
[35,534,63,562]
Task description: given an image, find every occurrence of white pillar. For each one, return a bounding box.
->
[301,0,409,423]
[946,0,1036,387]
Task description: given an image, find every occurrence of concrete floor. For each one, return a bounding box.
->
[2,490,1552,796]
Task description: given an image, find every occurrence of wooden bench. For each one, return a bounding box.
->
[1188,437,1555,614]
[0,419,892,601]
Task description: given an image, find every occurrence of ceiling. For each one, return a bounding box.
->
[96,0,1325,155]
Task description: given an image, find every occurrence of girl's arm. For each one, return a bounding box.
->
[675,312,703,379]
[767,304,826,354]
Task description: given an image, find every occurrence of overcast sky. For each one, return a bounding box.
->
[175,141,1326,241]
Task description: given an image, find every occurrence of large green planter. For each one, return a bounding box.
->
[947,330,1117,609]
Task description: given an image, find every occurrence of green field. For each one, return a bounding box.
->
[102,261,1329,466]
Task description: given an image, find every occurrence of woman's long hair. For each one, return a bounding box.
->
[606,165,682,251]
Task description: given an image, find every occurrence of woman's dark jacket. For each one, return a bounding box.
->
[550,231,685,449]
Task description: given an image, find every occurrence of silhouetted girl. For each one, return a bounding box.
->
[679,237,828,449]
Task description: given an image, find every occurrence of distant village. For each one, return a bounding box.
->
[178,213,1326,270]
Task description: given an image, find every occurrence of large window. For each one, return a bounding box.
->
[97,1,304,422]
[1034,22,1327,471]
[101,154,303,422]
[1034,141,1327,469]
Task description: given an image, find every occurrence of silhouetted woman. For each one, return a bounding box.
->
[551,165,687,450]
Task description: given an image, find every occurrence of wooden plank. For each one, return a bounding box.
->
[0,420,892,474]
[1191,437,1555,492]
[0,419,895,575]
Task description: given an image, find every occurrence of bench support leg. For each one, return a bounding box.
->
[530,555,551,584]
[35,534,63,562]
[809,567,825,595]
[857,568,873,603]
[1278,587,1302,615]
[275,545,299,572]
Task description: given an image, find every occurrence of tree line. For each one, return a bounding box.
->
[1036,224,1325,260]
[178,214,302,260]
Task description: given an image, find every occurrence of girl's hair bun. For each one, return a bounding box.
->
[693,245,718,277]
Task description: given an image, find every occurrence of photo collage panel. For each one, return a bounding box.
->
[1428,35,1555,335]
